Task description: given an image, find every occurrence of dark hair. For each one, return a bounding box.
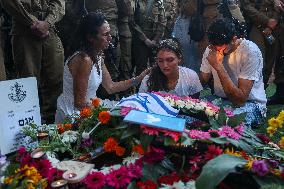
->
[70,11,107,53]
[207,18,237,45]
[147,38,182,92]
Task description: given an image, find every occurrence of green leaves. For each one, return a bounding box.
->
[227,112,246,127]
[140,134,154,151]
[196,154,247,189]
[265,83,277,98]
[253,175,284,189]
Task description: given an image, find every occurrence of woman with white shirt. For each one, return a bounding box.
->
[139,39,203,97]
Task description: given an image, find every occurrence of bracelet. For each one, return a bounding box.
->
[131,77,139,87]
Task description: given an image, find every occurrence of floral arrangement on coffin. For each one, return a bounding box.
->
[21,98,123,159]
[3,93,284,188]
[267,110,284,149]
[155,92,234,119]
[2,147,62,189]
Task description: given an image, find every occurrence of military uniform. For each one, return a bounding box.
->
[178,0,221,59]
[240,0,280,85]
[163,0,177,38]
[270,1,284,104]
[131,0,166,75]
[0,11,6,81]
[57,0,82,58]
[116,0,133,80]
[1,0,65,123]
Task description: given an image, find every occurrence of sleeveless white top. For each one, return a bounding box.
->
[56,52,103,117]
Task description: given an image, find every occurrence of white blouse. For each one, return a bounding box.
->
[139,66,203,96]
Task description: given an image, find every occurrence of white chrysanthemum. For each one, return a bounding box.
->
[61,131,78,143]
[122,153,142,166]
[176,100,186,108]
[100,164,121,175]
[194,102,206,111]
[160,181,188,189]
[185,180,196,189]
[184,100,194,109]
[46,151,60,166]
[205,108,215,117]
[165,97,175,106]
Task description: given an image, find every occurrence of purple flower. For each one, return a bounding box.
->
[252,160,269,176]
[82,138,93,147]
[0,155,6,166]
[267,159,278,169]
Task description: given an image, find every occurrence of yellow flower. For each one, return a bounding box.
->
[267,126,277,136]
[244,159,254,170]
[271,169,281,177]
[224,148,242,157]
[268,117,282,128]
[4,176,13,184]
[278,137,284,149]
[277,110,284,122]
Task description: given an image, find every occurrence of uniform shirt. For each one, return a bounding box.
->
[200,39,267,106]
[139,66,203,96]
[1,0,65,35]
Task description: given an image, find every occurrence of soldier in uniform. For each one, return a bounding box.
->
[1,0,65,123]
[116,0,133,80]
[131,0,166,76]
[57,0,85,59]
[269,0,284,104]
[0,6,6,81]
[240,0,280,86]
[163,0,178,38]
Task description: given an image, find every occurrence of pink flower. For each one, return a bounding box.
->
[120,107,138,116]
[105,166,132,189]
[218,126,241,140]
[235,124,245,134]
[224,108,234,117]
[186,129,210,140]
[140,125,160,136]
[143,147,165,163]
[127,163,142,179]
[162,130,182,142]
[84,172,105,189]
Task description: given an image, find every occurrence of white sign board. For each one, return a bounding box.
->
[0,77,41,155]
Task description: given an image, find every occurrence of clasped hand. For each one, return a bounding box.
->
[206,45,225,71]
[31,20,50,39]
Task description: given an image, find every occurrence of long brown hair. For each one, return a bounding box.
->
[147,39,183,92]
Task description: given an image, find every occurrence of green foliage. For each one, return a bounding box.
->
[227,112,247,127]
[217,107,227,125]
[265,83,277,98]
[196,154,247,189]
[140,134,154,151]
[253,175,284,189]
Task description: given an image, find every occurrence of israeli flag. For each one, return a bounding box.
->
[118,93,179,117]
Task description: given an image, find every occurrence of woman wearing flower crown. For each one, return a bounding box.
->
[139,38,203,97]
[55,11,150,123]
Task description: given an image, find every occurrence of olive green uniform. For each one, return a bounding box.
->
[0,10,6,81]
[131,0,166,75]
[116,0,133,80]
[240,0,280,85]
[163,0,177,38]
[1,0,65,123]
